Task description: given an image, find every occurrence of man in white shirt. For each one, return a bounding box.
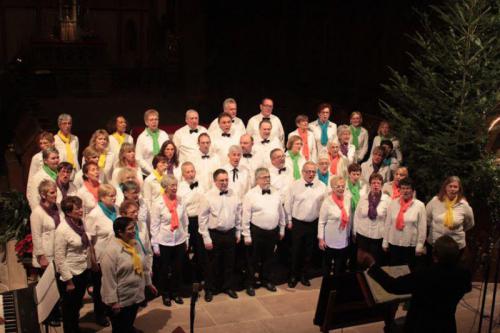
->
[54,113,80,171]
[268,148,291,202]
[191,133,220,190]
[239,134,265,184]
[208,98,246,138]
[222,145,251,199]
[242,168,285,296]
[135,109,169,176]
[285,161,327,288]
[198,169,242,301]
[177,161,206,282]
[173,109,208,163]
[211,112,240,164]
[252,119,282,163]
[246,98,285,147]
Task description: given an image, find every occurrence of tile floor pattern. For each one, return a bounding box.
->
[47,278,500,333]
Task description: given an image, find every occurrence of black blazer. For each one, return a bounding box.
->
[368,263,472,333]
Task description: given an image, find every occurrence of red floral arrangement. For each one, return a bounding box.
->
[15,234,33,258]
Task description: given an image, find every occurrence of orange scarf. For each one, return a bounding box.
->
[329,154,340,175]
[391,182,400,199]
[331,194,349,230]
[396,198,413,230]
[163,194,179,231]
[298,129,310,160]
[84,180,99,202]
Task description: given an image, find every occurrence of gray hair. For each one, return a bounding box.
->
[327,137,340,150]
[161,175,178,189]
[254,167,269,180]
[317,153,330,162]
[185,109,199,118]
[337,125,350,137]
[228,145,242,155]
[330,175,345,188]
[57,113,72,125]
[42,147,59,160]
[302,161,317,172]
[222,98,237,110]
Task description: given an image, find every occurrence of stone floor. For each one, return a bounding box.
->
[46,278,499,333]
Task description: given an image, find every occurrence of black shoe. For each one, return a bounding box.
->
[300,276,311,287]
[225,289,238,299]
[173,296,184,304]
[246,287,255,296]
[162,296,172,307]
[264,282,277,292]
[205,290,213,302]
[96,317,110,327]
[288,277,298,288]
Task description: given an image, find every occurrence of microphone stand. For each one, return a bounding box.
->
[190,283,200,333]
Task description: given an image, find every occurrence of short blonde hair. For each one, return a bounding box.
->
[144,109,159,122]
[98,184,116,200]
[337,125,350,137]
[161,175,178,189]
[38,179,57,197]
[330,175,345,189]
[117,167,138,184]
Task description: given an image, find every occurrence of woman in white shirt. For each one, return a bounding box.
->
[353,173,390,264]
[349,111,369,163]
[143,155,168,210]
[27,131,54,191]
[76,161,101,218]
[114,167,141,207]
[336,125,356,164]
[159,140,182,180]
[100,216,157,333]
[327,139,349,179]
[88,129,115,184]
[150,175,189,307]
[383,178,426,268]
[318,175,351,276]
[111,142,143,188]
[288,114,317,162]
[85,184,118,327]
[107,115,133,164]
[55,196,94,333]
[285,135,306,181]
[26,147,60,209]
[74,147,104,189]
[426,176,474,251]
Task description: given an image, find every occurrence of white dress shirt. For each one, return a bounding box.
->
[285,179,327,224]
[211,133,240,164]
[340,143,356,165]
[27,151,43,189]
[135,129,169,176]
[425,196,474,249]
[222,163,251,199]
[288,129,318,162]
[108,133,133,165]
[361,159,391,184]
[177,180,206,217]
[191,152,221,190]
[349,127,369,163]
[269,165,292,203]
[309,120,337,155]
[85,204,117,263]
[252,136,282,165]
[54,133,80,170]
[208,117,246,139]
[173,125,208,163]
[76,185,98,218]
[318,194,352,249]
[150,196,189,250]
[383,198,427,253]
[371,136,403,164]
[54,217,89,281]
[242,186,286,242]
[198,188,242,245]
[30,206,63,267]
[240,149,266,184]
[246,113,285,146]
[142,173,163,211]
[353,193,390,240]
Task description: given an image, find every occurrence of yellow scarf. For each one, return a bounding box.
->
[116,238,143,275]
[444,197,457,228]
[57,131,75,167]
[112,132,125,146]
[98,153,107,169]
[153,170,164,193]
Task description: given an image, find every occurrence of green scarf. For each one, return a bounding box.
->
[289,151,301,180]
[350,125,361,149]
[43,164,57,181]
[147,128,160,155]
[348,181,361,212]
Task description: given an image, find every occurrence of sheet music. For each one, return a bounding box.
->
[35,263,60,323]
[363,265,411,304]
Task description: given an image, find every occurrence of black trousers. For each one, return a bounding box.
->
[159,243,186,296]
[388,244,416,268]
[108,303,139,333]
[291,218,318,278]
[323,246,349,276]
[204,228,236,291]
[188,216,205,282]
[356,233,385,265]
[245,224,279,286]
[91,269,107,320]
[56,270,89,333]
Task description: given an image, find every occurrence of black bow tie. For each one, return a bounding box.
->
[219,190,228,196]
[261,139,270,144]
[201,154,210,159]
[305,183,313,187]
[243,153,252,158]
[231,119,235,123]
[232,168,239,182]
[189,181,199,190]
[262,189,271,195]
[222,133,231,137]
[262,117,270,121]
[278,167,286,174]
[189,129,198,134]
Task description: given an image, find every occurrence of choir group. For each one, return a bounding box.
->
[26,98,475,333]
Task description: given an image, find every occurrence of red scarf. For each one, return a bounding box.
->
[396,197,413,230]
[298,129,310,161]
[329,154,340,175]
[163,194,179,231]
[391,181,400,199]
[84,180,100,202]
[331,193,349,230]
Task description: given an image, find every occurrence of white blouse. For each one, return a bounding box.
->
[150,196,189,249]
[349,126,369,163]
[353,193,390,240]
[85,204,117,263]
[54,218,89,282]
[318,195,352,249]
[288,129,318,163]
[30,206,63,267]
